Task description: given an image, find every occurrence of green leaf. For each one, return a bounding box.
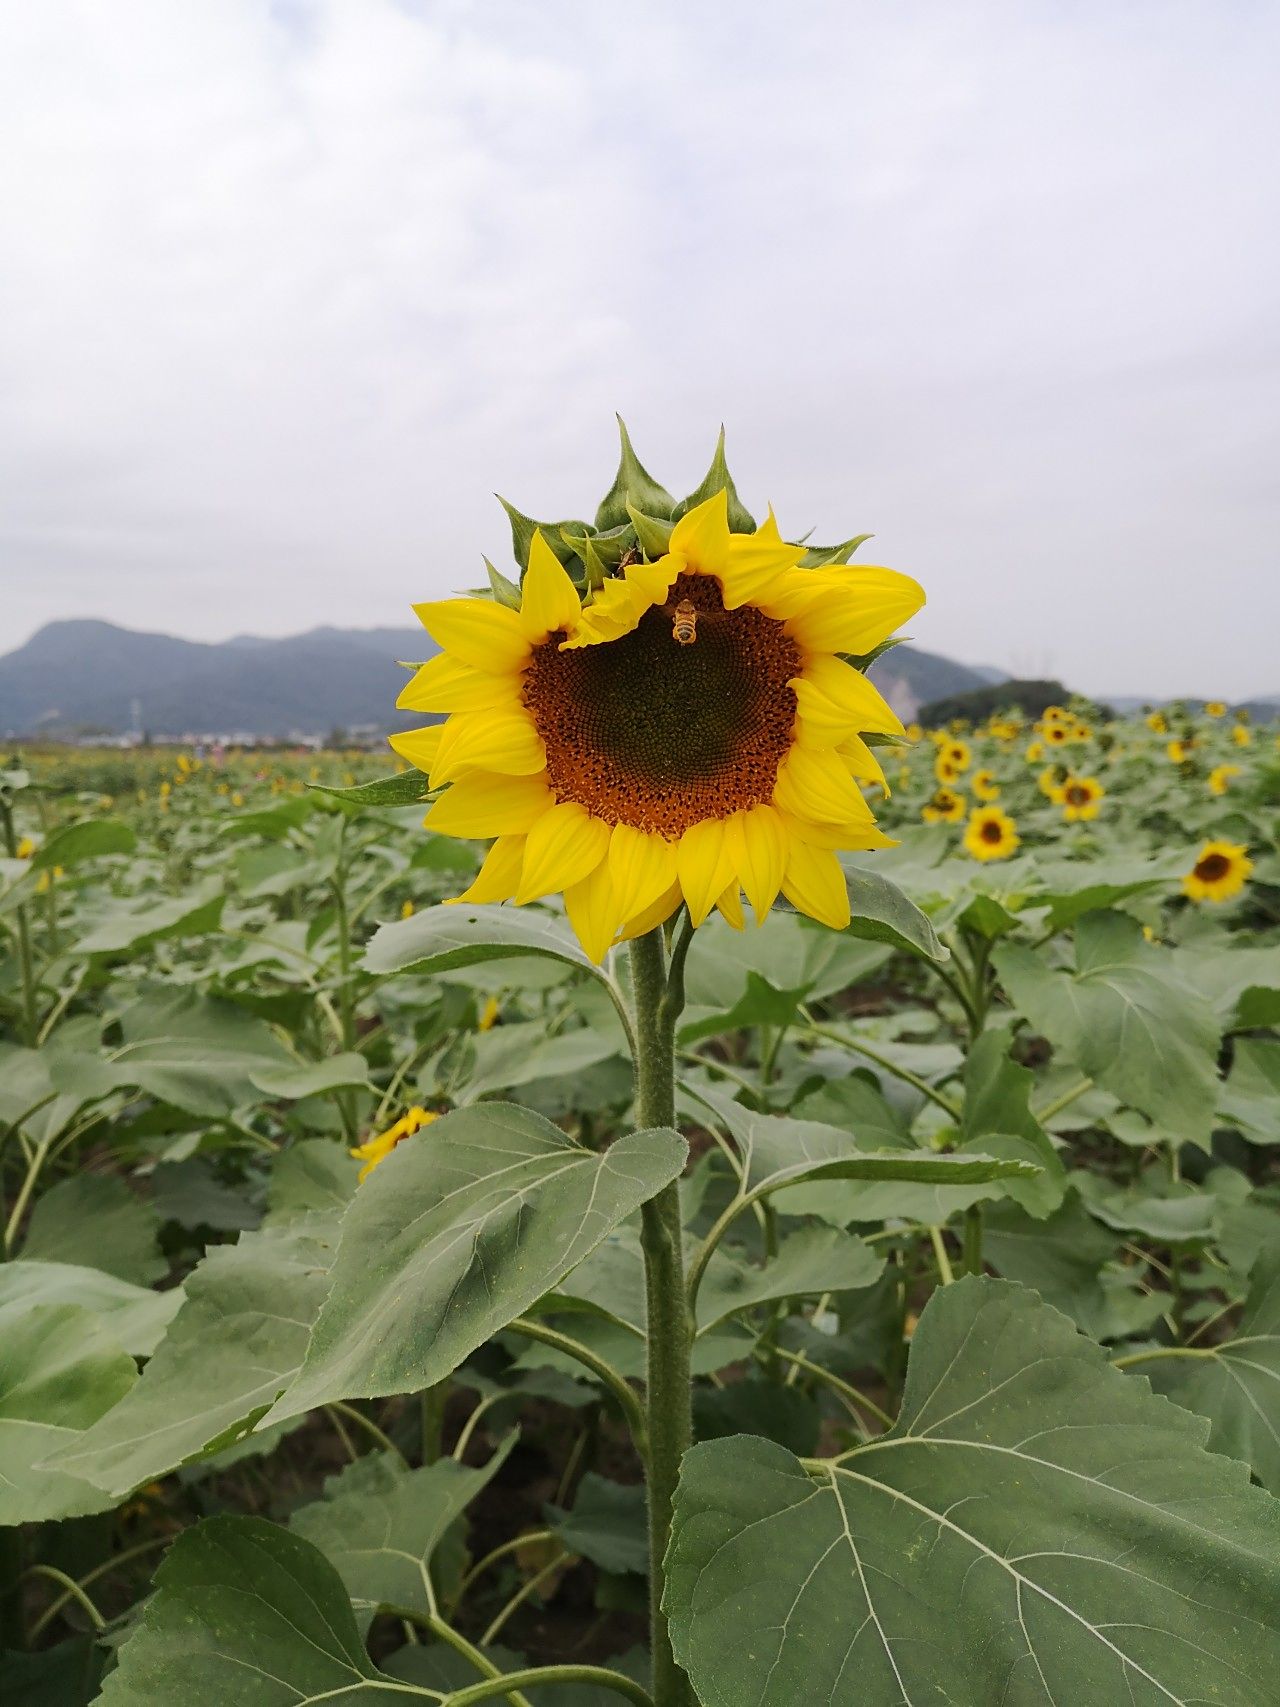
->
[666,1277,1280,1707]
[546,1472,648,1575]
[291,1436,516,1619]
[1034,850,1187,930]
[308,772,433,808]
[1143,1244,1280,1492]
[69,883,225,956]
[1219,1037,1280,1145]
[595,416,676,528]
[0,1303,136,1524]
[838,858,950,963]
[958,1027,1065,1217]
[364,902,606,986]
[48,1217,339,1498]
[459,1020,623,1103]
[983,1190,1129,1340]
[30,818,136,870]
[96,1516,430,1704]
[995,910,1222,1145]
[266,1139,360,1225]
[691,1086,1039,1208]
[0,1637,101,1705]
[21,1172,164,1284]
[265,1106,687,1423]
[0,1262,181,1358]
[625,499,674,558]
[248,1052,372,1099]
[697,1226,883,1331]
[671,425,755,532]
[108,989,296,1116]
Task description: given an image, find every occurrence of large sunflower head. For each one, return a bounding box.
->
[391,434,923,960]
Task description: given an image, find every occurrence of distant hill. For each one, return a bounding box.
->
[0,618,999,739]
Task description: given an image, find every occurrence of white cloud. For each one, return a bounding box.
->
[1,0,1278,694]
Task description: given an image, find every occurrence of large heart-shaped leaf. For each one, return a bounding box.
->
[96,1517,434,1704]
[265,1105,687,1424]
[666,1277,1280,1707]
[49,1216,338,1497]
[0,1262,181,1358]
[364,902,603,981]
[20,1173,164,1284]
[1142,1244,1280,1493]
[995,910,1222,1144]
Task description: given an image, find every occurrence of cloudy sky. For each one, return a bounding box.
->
[2,1,1278,697]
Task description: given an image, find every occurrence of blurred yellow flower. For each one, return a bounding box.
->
[963,806,1020,861]
[1204,701,1227,718]
[923,787,965,823]
[1025,740,1044,763]
[1207,764,1241,796]
[350,1106,439,1182]
[1146,711,1168,734]
[1232,724,1252,747]
[1167,738,1197,764]
[1055,775,1104,822]
[478,996,501,1031]
[1183,840,1251,904]
[972,768,999,801]
[15,836,35,859]
[400,899,415,919]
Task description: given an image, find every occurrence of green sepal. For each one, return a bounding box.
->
[483,555,523,610]
[560,521,634,569]
[626,501,674,559]
[571,530,610,592]
[594,415,676,528]
[308,773,434,809]
[496,495,590,572]
[844,635,908,673]
[800,532,874,566]
[672,426,756,533]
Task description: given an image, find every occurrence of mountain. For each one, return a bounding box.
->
[0,618,997,739]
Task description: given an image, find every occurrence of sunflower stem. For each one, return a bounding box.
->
[629,928,693,1707]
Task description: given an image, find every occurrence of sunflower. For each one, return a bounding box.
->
[1025,740,1044,763]
[1055,774,1104,821]
[1167,737,1198,764]
[942,739,971,772]
[394,491,922,959]
[934,753,961,785]
[1042,721,1071,747]
[971,768,1000,801]
[15,836,35,859]
[1037,763,1065,798]
[1232,723,1252,748]
[350,1106,439,1182]
[1146,710,1168,734]
[922,787,966,823]
[1207,764,1242,796]
[1183,840,1252,903]
[1204,700,1227,718]
[963,806,1020,861]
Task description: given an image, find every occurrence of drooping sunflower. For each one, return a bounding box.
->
[1054,774,1104,821]
[922,787,965,823]
[963,806,1020,861]
[393,485,922,960]
[971,768,1000,801]
[1183,840,1252,904]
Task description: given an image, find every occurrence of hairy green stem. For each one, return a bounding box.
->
[630,928,693,1707]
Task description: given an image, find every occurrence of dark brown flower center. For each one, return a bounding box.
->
[981,818,1003,842]
[521,573,800,837]
[1066,784,1089,805]
[1194,852,1231,883]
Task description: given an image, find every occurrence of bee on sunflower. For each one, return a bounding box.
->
[1183,840,1252,903]
[391,429,923,960]
[963,806,1020,861]
[1054,774,1105,821]
[922,787,966,823]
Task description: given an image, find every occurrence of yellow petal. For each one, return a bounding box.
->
[792,681,856,746]
[677,818,736,927]
[388,725,444,773]
[398,652,519,715]
[429,708,545,787]
[715,883,746,930]
[520,531,583,643]
[617,880,683,943]
[426,771,553,838]
[516,802,610,904]
[414,597,530,672]
[798,654,904,735]
[668,490,730,579]
[608,824,680,923]
[782,568,925,656]
[720,507,804,610]
[772,744,872,825]
[726,804,788,923]
[564,858,624,963]
[447,834,526,904]
[563,556,681,650]
[781,840,851,930]
[777,809,895,852]
[835,735,887,791]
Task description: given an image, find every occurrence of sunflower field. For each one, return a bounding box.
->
[4,451,1280,1706]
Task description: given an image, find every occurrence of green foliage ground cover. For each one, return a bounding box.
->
[2,704,1280,1703]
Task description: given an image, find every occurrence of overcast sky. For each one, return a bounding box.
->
[2,1,1278,697]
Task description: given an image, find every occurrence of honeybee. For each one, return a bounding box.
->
[671,599,698,645]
